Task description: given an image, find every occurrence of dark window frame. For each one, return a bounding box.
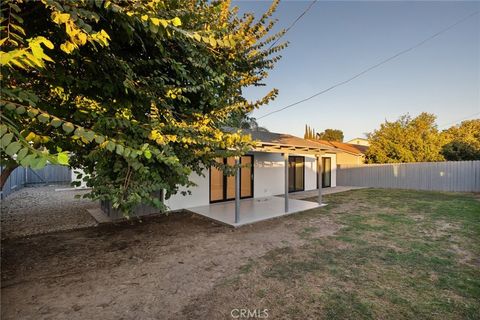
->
[288,156,305,193]
[316,157,332,188]
[209,155,254,203]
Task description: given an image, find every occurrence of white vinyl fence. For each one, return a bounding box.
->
[337,161,480,192]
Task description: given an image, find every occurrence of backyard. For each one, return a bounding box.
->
[1,188,479,319]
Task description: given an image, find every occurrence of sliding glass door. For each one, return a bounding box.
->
[288,156,304,192]
[322,157,331,188]
[209,156,253,203]
[316,157,332,188]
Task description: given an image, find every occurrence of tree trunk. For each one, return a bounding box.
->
[0,163,19,190]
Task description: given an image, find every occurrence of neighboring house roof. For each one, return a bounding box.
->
[345,137,370,146]
[315,139,368,156]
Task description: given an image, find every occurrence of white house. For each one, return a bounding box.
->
[159,130,338,225]
[96,130,340,226]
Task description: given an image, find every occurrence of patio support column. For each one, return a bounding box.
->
[234,156,241,224]
[317,154,323,205]
[284,153,289,212]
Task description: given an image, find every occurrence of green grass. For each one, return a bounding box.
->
[219,189,480,319]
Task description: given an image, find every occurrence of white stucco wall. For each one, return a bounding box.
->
[164,169,210,211]
[71,169,88,188]
[163,151,337,211]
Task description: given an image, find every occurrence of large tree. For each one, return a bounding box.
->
[0,0,286,213]
[441,119,480,160]
[365,113,445,163]
[316,128,343,142]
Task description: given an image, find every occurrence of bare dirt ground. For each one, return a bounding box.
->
[1,186,98,239]
[3,189,477,320]
[1,207,339,320]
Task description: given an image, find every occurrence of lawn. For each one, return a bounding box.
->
[186,189,480,319]
[1,189,479,319]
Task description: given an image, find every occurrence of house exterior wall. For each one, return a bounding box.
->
[336,151,364,165]
[165,151,337,211]
[164,169,210,211]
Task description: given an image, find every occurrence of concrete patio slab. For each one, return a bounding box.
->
[187,196,325,227]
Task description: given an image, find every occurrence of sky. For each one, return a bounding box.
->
[234,0,480,141]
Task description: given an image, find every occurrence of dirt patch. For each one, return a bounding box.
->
[449,244,476,266]
[419,219,461,239]
[1,207,340,320]
[411,214,425,222]
[1,186,98,239]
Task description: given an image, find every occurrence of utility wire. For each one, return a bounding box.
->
[438,111,480,129]
[258,10,480,120]
[268,0,317,50]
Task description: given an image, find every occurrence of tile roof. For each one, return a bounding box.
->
[314,139,368,155]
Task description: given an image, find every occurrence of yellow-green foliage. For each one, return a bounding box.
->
[0,0,286,213]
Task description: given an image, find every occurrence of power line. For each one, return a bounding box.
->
[258,10,480,120]
[268,0,317,50]
[438,111,480,129]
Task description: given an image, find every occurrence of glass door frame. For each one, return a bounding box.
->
[209,155,254,203]
[317,156,332,188]
[288,156,305,193]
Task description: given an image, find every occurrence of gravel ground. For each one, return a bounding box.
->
[1,186,98,239]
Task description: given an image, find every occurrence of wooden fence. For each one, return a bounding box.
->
[1,165,71,199]
[337,161,480,192]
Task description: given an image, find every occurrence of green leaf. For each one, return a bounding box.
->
[106,141,115,151]
[0,125,7,137]
[94,135,105,144]
[82,130,95,142]
[37,113,50,123]
[116,144,124,155]
[74,127,84,137]
[15,105,26,114]
[27,108,39,117]
[5,103,16,111]
[1,133,14,147]
[17,147,29,161]
[5,141,21,156]
[144,149,152,159]
[31,157,47,169]
[20,154,36,167]
[50,118,63,128]
[62,122,75,134]
[57,152,69,165]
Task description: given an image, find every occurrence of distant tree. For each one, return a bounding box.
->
[226,112,269,132]
[441,119,480,160]
[304,124,314,139]
[316,129,344,142]
[441,141,480,161]
[365,113,445,163]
